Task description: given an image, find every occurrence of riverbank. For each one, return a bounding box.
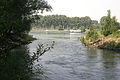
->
[81,31,120,51]
[0,34,36,53]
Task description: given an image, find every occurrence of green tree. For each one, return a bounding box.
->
[101,10,111,36]
[110,16,119,33]
[100,16,106,26]
[79,26,85,32]
[86,26,100,41]
[0,0,52,37]
[101,10,118,36]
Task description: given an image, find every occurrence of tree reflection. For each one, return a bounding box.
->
[101,50,117,69]
[100,50,120,80]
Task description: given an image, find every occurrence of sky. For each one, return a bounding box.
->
[43,0,120,22]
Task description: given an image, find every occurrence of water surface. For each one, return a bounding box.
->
[9,30,120,80]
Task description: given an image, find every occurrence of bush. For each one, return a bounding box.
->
[85,29,100,42]
[80,36,85,43]
[108,30,120,38]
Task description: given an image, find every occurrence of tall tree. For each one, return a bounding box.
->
[100,16,106,26]
[110,16,119,33]
[101,10,118,36]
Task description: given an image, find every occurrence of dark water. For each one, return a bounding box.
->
[1,30,120,80]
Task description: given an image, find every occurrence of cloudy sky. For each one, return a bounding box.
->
[43,0,120,22]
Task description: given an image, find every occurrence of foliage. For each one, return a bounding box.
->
[101,10,119,36]
[31,41,55,62]
[100,16,106,26]
[79,26,85,32]
[0,0,52,36]
[99,41,120,50]
[80,36,85,43]
[85,26,100,41]
[110,16,119,33]
[0,47,32,80]
[108,30,120,38]
[32,15,99,30]
[0,41,55,80]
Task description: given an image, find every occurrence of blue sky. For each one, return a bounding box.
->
[43,0,120,22]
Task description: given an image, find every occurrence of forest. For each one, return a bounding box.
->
[32,15,100,30]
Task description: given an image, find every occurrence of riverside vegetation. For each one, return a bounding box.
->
[32,15,100,31]
[0,0,120,79]
[0,0,53,80]
[81,10,120,51]
[0,0,52,52]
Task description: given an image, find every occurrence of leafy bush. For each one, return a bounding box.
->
[108,30,120,38]
[80,36,85,43]
[85,26,100,41]
[100,10,119,36]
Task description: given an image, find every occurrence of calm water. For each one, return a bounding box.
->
[3,30,120,80]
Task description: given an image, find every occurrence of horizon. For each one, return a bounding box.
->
[42,0,120,22]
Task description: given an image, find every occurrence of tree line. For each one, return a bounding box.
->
[32,15,99,30]
[33,13,120,31]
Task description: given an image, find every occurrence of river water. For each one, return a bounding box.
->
[5,30,120,80]
[28,30,120,80]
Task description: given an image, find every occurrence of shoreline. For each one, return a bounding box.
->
[81,37,120,51]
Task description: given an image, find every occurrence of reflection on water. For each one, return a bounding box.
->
[1,30,120,80]
[86,47,120,80]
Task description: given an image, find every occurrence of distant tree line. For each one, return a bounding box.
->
[32,15,99,30]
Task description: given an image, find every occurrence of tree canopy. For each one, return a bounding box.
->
[0,0,52,36]
[33,15,98,30]
[101,10,119,36]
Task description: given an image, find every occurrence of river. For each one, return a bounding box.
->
[3,30,120,80]
[28,30,120,80]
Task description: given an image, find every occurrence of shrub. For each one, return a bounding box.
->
[80,36,85,43]
[85,29,100,42]
[108,31,120,38]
